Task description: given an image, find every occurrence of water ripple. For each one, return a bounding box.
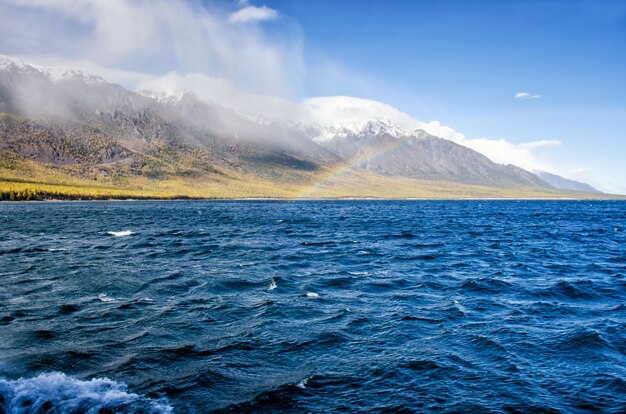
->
[1,200,625,413]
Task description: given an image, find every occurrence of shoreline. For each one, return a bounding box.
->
[2,196,626,203]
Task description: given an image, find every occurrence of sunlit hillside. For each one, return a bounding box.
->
[1,152,619,201]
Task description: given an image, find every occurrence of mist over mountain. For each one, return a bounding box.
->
[0,56,602,198]
[0,56,337,181]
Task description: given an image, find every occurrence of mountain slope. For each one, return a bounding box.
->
[535,170,599,193]
[0,56,333,182]
[0,56,611,199]
[143,90,339,176]
[311,121,549,187]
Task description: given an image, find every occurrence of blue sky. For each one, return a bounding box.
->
[0,0,624,192]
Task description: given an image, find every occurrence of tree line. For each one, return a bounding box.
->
[0,189,40,201]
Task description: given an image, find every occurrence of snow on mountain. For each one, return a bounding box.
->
[0,55,105,84]
[0,55,40,75]
[304,118,433,144]
[138,89,191,104]
[38,67,105,84]
[297,96,436,143]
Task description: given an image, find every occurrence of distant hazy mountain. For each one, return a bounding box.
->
[1,55,600,197]
[535,170,599,193]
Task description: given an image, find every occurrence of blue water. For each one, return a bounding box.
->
[0,200,625,413]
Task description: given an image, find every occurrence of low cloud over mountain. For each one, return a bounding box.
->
[0,56,601,197]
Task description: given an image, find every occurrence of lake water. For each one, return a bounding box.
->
[0,200,625,413]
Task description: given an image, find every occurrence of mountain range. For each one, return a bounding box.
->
[0,55,604,200]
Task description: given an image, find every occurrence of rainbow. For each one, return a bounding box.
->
[294,137,412,199]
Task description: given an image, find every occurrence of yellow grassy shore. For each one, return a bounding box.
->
[0,155,622,201]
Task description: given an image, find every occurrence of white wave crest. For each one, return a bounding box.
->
[0,373,172,414]
[268,278,277,291]
[305,292,319,298]
[98,293,115,302]
[107,230,134,237]
[296,377,310,389]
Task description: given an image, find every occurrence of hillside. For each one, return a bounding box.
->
[535,170,600,193]
[0,56,613,200]
[312,121,547,187]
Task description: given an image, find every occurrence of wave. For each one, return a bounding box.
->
[550,328,614,354]
[107,230,134,237]
[98,293,115,302]
[217,373,315,412]
[461,277,514,294]
[0,373,172,414]
[384,232,418,239]
[268,278,277,291]
[300,240,336,246]
[296,376,310,389]
[535,280,602,300]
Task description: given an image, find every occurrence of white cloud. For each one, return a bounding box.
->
[417,121,559,172]
[137,71,301,121]
[0,0,301,97]
[515,91,542,99]
[229,5,278,24]
[299,97,560,172]
[301,96,423,130]
[454,137,559,172]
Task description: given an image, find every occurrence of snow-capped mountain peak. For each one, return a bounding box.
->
[0,55,105,84]
[0,55,39,74]
[307,118,424,142]
[139,89,202,105]
[38,67,105,84]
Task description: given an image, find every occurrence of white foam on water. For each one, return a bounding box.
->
[453,299,468,313]
[296,377,310,389]
[47,248,67,252]
[0,372,173,413]
[98,294,115,303]
[107,230,134,237]
[306,292,319,298]
[268,278,277,291]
